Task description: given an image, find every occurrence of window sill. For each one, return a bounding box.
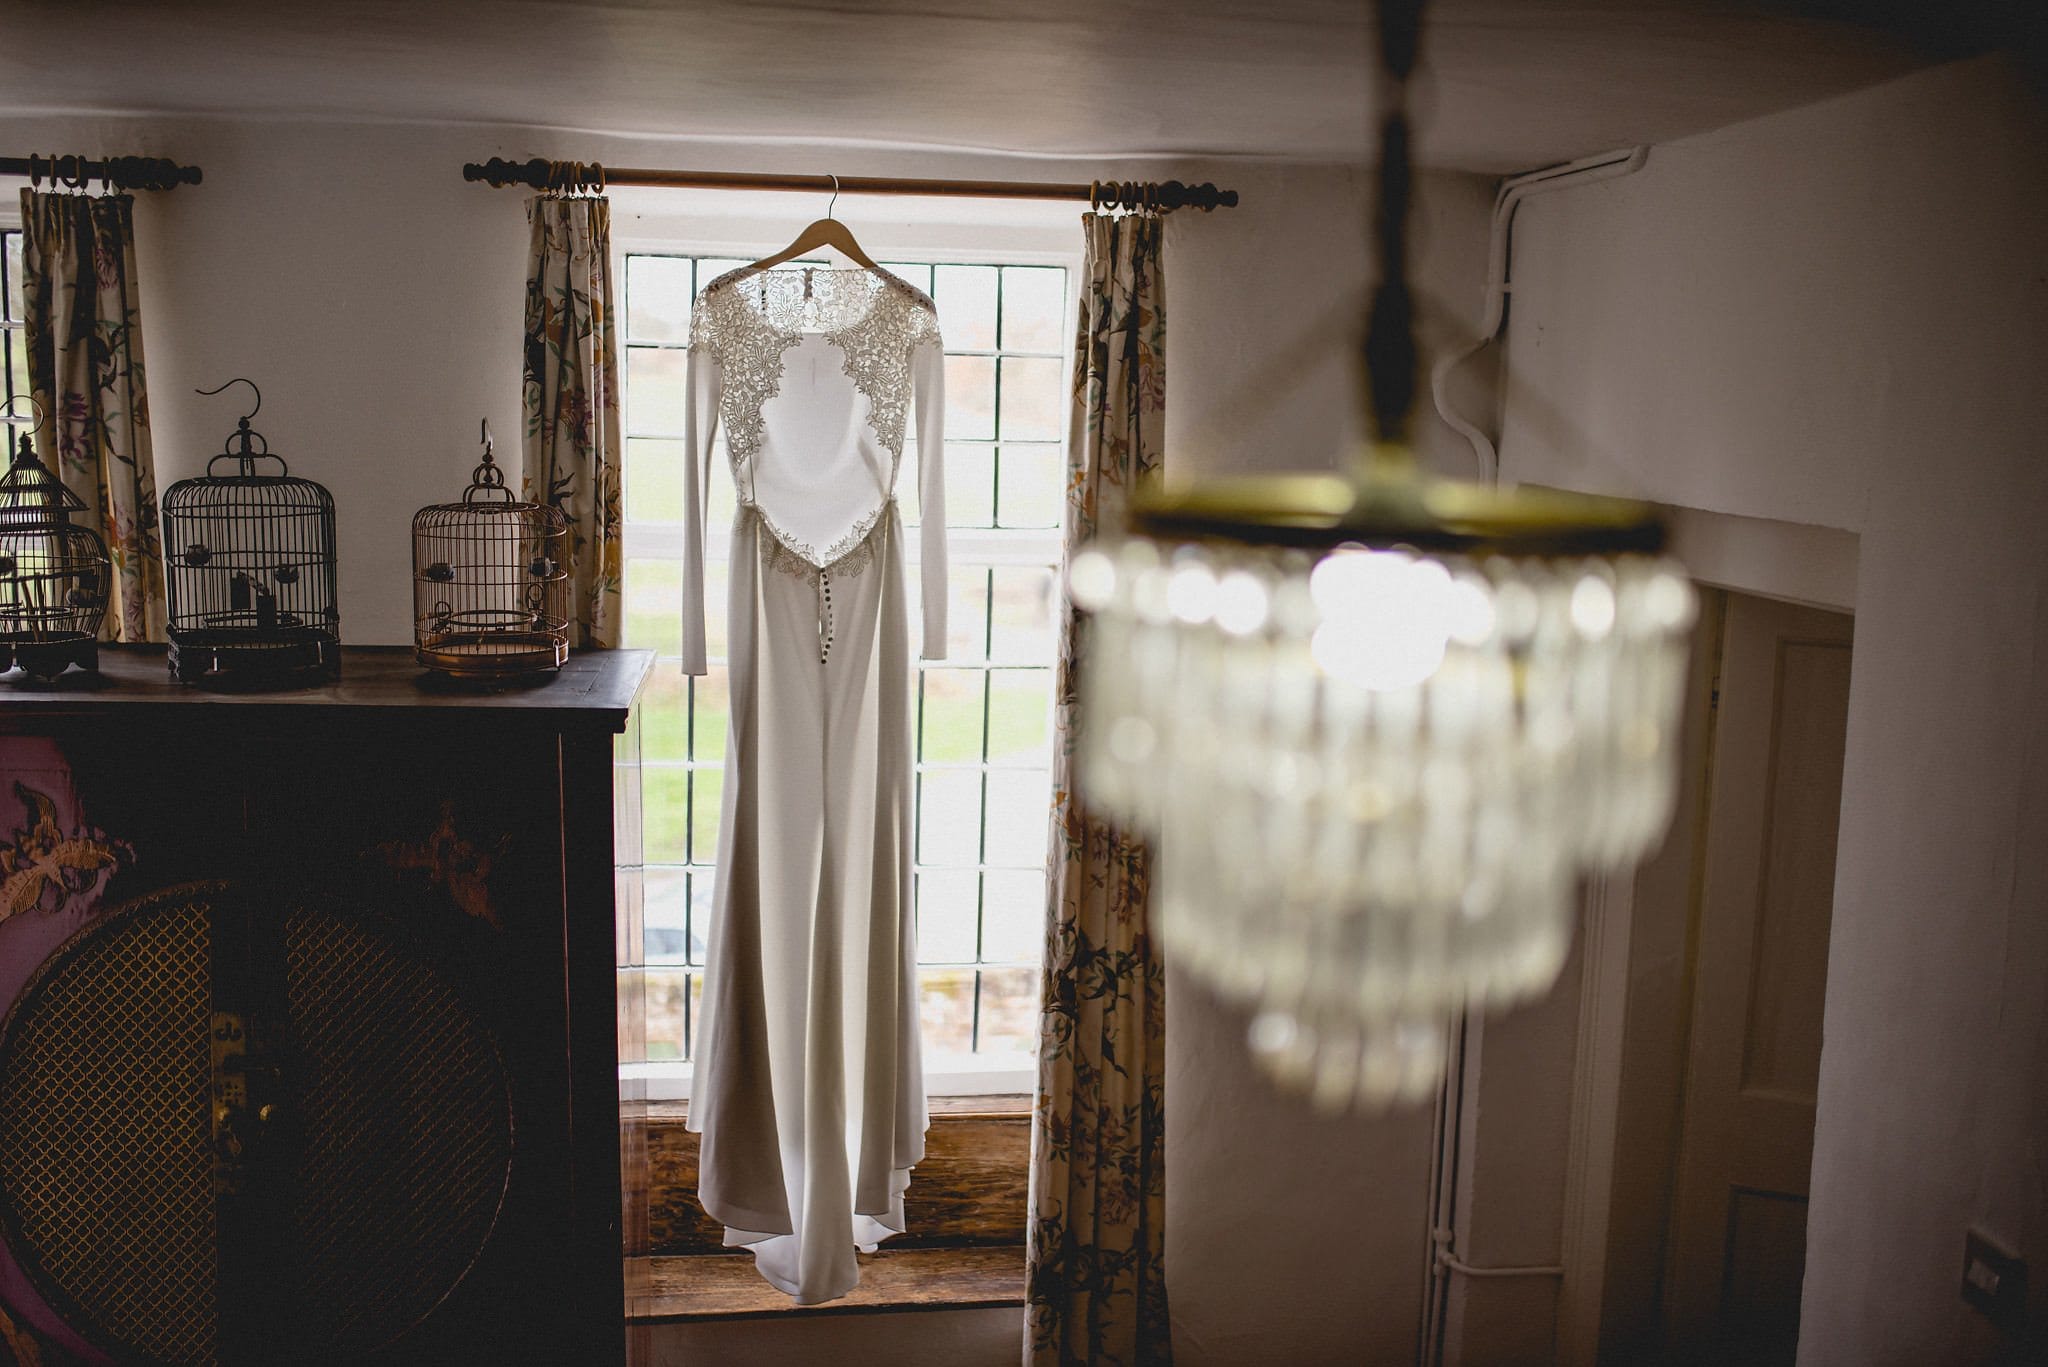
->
[626,1245,1025,1323]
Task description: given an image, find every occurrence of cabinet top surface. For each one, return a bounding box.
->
[0,645,654,731]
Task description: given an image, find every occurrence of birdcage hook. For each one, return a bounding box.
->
[197,378,288,476]
[196,376,261,421]
[466,417,512,503]
[1,395,45,463]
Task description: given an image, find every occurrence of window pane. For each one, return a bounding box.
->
[919,968,977,1058]
[917,869,979,964]
[5,331,24,406]
[4,233,21,323]
[692,665,730,763]
[644,867,691,963]
[1001,266,1066,352]
[981,870,1044,965]
[691,766,724,862]
[686,971,705,1059]
[646,969,690,1061]
[998,356,1064,442]
[627,345,690,435]
[688,872,713,961]
[624,559,682,655]
[643,766,689,864]
[637,667,689,763]
[881,262,932,293]
[983,768,1052,867]
[627,255,696,343]
[938,442,993,528]
[919,668,985,764]
[986,668,1052,765]
[945,355,995,440]
[989,567,1056,664]
[945,567,991,663]
[697,257,749,282]
[996,443,1063,529]
[976,967,1041,1055]
[917,769,983,866]
[627,437,688,523]
[934,264,998,351]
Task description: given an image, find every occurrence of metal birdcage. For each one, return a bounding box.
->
[412,421,569,679]
[162,380,341,687]
[0,422,112,680]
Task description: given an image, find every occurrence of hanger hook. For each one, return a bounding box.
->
[1,393,46,436]
[827,173,840,220]
[481,417,495,459]
[194,377,261,423]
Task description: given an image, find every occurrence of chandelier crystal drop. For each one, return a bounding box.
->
[1070,533,1694,1110]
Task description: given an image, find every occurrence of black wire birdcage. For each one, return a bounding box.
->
[412,420,569,679]
[0,422,112,680]
[162,380,341,686]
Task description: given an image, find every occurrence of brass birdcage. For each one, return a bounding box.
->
[0,422,112,680]
[161,380,342,687]
[412,422,569,678]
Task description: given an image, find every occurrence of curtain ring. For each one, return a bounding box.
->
[590,161,606,194]
[61,154,86,190]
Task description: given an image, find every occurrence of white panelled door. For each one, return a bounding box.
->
[1666,593,1853,1364]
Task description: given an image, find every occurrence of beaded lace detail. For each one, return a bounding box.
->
[750,502,888,586]
[691,266,938,586]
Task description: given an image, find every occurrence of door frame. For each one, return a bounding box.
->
[1554,503,1859,1367]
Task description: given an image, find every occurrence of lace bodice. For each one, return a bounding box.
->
[690,266,940,484]
[679,264,949,674]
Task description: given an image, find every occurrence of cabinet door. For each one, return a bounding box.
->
[0,879,525,1367]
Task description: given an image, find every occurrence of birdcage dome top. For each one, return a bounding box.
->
[164,467,336,510]
[412,429,565,531]
[0,434,89,526]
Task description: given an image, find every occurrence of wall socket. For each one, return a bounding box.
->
[1962,1228,2026,1333]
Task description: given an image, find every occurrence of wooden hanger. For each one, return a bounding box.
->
[742,174,881,274]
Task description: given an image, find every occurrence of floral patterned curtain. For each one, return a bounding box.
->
[1027,212,1171,1367]
[19,191,164,643]
[523,195,622,648]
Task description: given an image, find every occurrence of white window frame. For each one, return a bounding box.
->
[1,217,29,447]
[611,221,1079,1100]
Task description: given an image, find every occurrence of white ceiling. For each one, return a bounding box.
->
[0,0,1939,173]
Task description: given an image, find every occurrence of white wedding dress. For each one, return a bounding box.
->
[680,263,945,1303]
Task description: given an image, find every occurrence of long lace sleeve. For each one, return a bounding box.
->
[911,335,946,658]
[681,339,722,677]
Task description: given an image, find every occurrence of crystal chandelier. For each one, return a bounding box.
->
[1068,0,1696,1111]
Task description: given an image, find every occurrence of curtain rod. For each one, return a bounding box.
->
[462,157,1238,212]
[0,154,202,192]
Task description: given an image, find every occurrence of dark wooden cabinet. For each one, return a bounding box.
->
[0,647,649,1367]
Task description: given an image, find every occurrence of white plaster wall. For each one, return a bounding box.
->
[1163,161,1496,1367]
[1495,55,2048,1366]
[0,109,1494,1365]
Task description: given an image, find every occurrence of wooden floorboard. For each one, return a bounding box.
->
[627,1245,1027,1322]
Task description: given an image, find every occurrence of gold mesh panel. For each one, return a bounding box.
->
[284,909,511,1355]
[0,888,219,1365]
